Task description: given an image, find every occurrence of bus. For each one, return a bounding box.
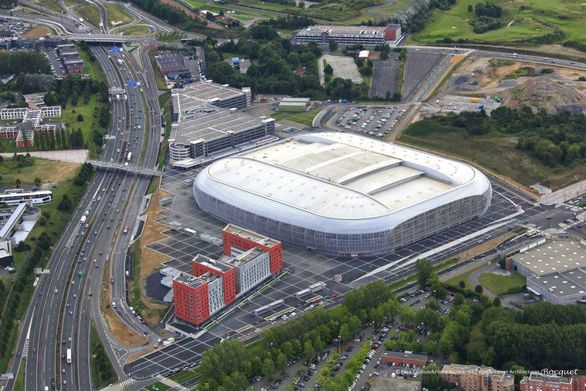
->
[127,152,132,162]
[33,277,39,287]
[0,190,52,206]
[66,348,72,364]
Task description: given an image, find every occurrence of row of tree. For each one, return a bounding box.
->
[196,280,400,390]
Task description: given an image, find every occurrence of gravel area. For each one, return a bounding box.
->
[369,53,400,98]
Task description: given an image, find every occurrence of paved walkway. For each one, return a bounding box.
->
[156,374,190,390]
[0,149,89,163]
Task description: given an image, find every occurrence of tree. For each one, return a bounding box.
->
[77,113,84,122]
[303,340,314,362]
[468,4,474,12]
[328,39,338,52]
[415,259,433,287]
[475,285,484,294]
[324,63,333,77]
[458,280,466,289]
[57,194,72,211]
[339,323,351,344]
[34,177,41,187]
[276,352,287,371]
[246,348,268,378]
[493,297,501,307]
[14,178,21,188]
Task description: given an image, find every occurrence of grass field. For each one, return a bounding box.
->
[145,382,170,391]
[400,119,586,190]
[478,271,526,295]
[201,0,411,24]
[62,95,100,148]
[77,3,101,28]
[0,157,79,186]
[444,264,484,289]
[105,3,133,27]
[119,24,151,36]
[76,44,106,84]
[168,368,198,385]
[271,107,321,127]
[21,25,53,39]
[412,0,586,45]
[90,323,118,389]
[29,0,62,13]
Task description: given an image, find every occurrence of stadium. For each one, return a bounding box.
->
[193,132,492,257]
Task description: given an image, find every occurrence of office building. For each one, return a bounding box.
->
[293,24,402,48]
[169,81,274,165]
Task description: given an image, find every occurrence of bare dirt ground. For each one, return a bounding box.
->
[440,55,586,113]
[21,25,53,38]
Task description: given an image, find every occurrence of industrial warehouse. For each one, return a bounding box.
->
[169,81,275,167]
[510,239,586,304]
[193,132,492,257]
[292,24,402,48]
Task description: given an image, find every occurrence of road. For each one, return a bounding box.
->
[6,42,162,391]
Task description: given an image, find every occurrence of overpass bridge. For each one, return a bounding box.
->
[67,33,135,43]
[87,160,162,177]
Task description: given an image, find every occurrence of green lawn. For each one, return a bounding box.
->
[77,3,101,28]
[168,368,198,385]
[400,119,586,190]
[12,361,25,391]
[145,382,170,391]
[444,264,485,289]
[77,44,106,83]
[62,95,99,148]
[478,271,526,295]
[90,322,117,389]
[119,24,151,36]
[105,3,133,27]
[412,0,586,45]
[272,107,321,127]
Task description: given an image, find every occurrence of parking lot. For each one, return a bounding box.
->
[332,105,408,138]
[369,53,400,99]
[43,48,67,76]
[124,161,542,378]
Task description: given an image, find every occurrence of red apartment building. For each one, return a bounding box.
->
[192,254,237,305]
[380,351,428,367]
[173,224,283,326]
[521,373,576,391]
[223,224,283,274]
[173,273,210,326]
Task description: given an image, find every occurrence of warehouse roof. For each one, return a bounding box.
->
[512,240,586,275]
[529,268,586,298]
[203,133,485,220]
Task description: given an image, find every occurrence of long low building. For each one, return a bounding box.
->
[193,132,492,257]
[293,24,402,48]
[169,81,274,163]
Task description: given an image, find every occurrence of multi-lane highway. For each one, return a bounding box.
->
[6,41,162,390]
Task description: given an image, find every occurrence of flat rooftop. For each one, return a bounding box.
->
[512,240,586,275]
[171,104,269,145]
[224,224,280,247]
[529,268,586,298]
[176,81,246,107]
[297,25,387,37]
[156,51,187,71]
[208,134,472,218]
[175,272,206,288]
[370,377,420,391]
[193,254,233,272]
[382,351,428,361]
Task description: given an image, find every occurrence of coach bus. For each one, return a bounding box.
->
[0,190,52,206]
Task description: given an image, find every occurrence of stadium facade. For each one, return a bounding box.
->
[293,24,402,48]
[193,133,492,257]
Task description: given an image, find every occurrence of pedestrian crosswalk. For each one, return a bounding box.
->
[66,224,82,248]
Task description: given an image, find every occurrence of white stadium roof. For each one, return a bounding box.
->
[195,132,491,234]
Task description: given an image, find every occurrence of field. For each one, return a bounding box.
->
[21,25,53,39]
[320,54,363,85]
[90,323,117,389]
[62,95,100,148]
[105,3,133,27]
[271,107,321,127]
[145,382,170,391]
[119,24,151,36]
[76,3,102,28]
[478,271,526,295]
[412,0,586,45]
[28,0,62,12]
[0,157,79,186]
[192,0,412,24]
[400,119,586,190]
